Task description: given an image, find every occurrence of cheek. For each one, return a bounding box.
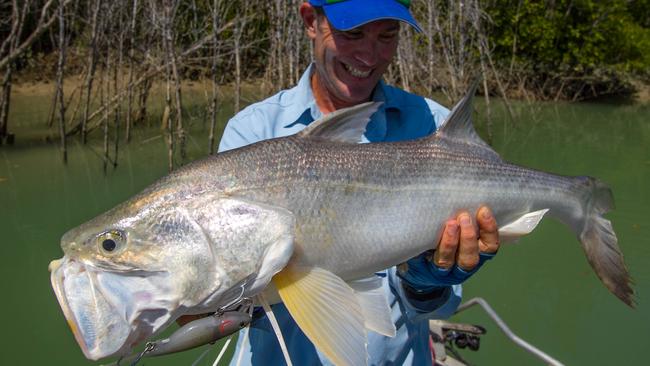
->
[321,41,340,63]
[378,42,398,62]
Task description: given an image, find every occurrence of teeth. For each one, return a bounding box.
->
[343,63,371,78]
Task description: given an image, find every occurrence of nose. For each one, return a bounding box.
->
[353,41,378,67]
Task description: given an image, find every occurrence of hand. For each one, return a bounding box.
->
[397,206,499,291]
[432,206,499,271]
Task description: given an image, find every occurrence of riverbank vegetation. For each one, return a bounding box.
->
[1,0,648,165]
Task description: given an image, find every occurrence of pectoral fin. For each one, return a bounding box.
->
[273,266,367,366]
[498,209,549,242]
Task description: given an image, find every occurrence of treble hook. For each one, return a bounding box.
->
[110,310,251,366]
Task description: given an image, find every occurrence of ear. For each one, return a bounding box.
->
[300,3,318,40]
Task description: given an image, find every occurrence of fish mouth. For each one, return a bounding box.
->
[49,257,176,360]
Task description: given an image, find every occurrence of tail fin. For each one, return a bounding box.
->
[575,177,634,307]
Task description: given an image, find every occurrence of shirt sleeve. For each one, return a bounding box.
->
[218,109,266,152]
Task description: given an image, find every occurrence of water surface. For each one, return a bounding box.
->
[1,93,648,365]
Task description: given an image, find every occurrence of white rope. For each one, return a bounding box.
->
[257,294,293,366]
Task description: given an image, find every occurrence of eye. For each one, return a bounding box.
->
[379,32,398,42]
[97,230,126,255]
[336,29,363,40]
[102,238,116,252]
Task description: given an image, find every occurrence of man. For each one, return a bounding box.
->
[218,1,499,365]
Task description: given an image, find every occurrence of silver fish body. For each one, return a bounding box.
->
[217,136,594,280]
[49,83,633,362]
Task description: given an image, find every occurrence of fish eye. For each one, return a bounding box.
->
[102,238,116,252]
[97,230,126,255]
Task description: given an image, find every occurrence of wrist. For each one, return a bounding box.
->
[399,251,496,288]
[401,281,450,301]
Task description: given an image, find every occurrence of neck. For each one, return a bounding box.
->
[310,71,373,115]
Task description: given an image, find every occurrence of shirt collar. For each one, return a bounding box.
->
[281,64,321,128]
[282,64,402,128]
[375,79,401,111]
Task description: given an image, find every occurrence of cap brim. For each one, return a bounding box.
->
[322,0,423,33]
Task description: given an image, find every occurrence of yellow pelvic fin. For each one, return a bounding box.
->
[273,266,368,366]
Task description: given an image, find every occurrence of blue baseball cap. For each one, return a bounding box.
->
[308,0,422,33]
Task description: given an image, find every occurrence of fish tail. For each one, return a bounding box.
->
[570,177,634,307]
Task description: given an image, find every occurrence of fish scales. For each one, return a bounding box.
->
[206,136,584,280]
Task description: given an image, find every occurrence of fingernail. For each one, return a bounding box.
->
[460,214,471,225]
[481,207,492,220]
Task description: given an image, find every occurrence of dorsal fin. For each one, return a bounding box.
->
[297,102,382,143]
[435,80,500,160]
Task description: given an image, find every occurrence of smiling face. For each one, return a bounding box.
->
[301,4,400,113]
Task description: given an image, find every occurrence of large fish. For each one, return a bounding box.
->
[49,83,633,365]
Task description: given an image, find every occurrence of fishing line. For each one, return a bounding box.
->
[191,346,213,366]
[211,337,232,366]
[257,294,293,366]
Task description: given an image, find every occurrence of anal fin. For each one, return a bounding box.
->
[498,209,549,242]
[349,277,396,337]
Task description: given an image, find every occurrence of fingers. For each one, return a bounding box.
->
[476,206,499,254]
[456,212,479,271]
[433,206,500,272]
[433,219,459,269]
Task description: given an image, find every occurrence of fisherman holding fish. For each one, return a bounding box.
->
[217,1,500,364]
[48,0,633,362]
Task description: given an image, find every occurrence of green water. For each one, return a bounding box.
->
[1,93,648,365]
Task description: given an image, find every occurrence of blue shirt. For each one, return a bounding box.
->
[219,65,461,366]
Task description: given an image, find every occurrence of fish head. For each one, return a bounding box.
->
[48,191,229,360]
[49,188,295,361]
